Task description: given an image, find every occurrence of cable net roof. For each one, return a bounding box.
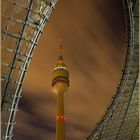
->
[1,0,57,140]
[87,0,139,139]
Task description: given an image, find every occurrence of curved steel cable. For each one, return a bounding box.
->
[1,0,58,140]
[87,0,139,139]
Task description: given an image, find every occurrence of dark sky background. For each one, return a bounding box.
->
[13,0,126,140]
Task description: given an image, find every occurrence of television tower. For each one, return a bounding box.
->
[51,41,70,140]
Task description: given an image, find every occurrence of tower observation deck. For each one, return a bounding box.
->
[87,0,139,139]
[1,0,58,140]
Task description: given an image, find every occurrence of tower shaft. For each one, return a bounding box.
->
[56,93,65,140]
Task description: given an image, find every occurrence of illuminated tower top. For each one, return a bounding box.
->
[52,40,70,94]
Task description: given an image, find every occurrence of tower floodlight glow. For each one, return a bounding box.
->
[51,42,70,140]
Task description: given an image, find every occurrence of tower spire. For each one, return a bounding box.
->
[58,38,63,61]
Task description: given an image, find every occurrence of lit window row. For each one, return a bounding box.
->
[53,66,68,72]
[52,76,69,86]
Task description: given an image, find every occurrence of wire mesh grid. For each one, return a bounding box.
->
[1,0,57,140]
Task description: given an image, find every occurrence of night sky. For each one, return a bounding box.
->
[13,0,126,139]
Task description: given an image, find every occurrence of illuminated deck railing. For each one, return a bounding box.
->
[1,0,57,140]
[87,0,139,139]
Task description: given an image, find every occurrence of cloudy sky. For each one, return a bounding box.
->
[13,0,126,139]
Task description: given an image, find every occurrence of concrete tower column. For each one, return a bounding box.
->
[56,92,65,140]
